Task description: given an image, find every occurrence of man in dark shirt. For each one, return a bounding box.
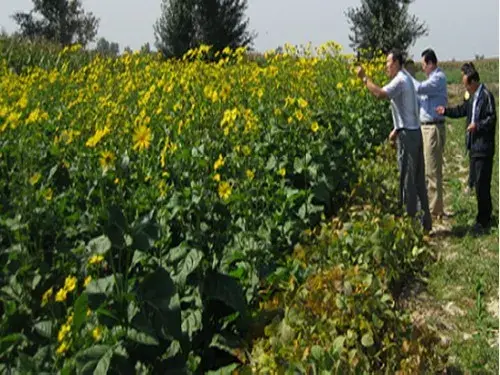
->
[436,63,497,231]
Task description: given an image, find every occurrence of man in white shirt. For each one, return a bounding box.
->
[356,49,432,232]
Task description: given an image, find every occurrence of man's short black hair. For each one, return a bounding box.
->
[421,48,438,65]
[461,62,481,83]
[388,49,404,66]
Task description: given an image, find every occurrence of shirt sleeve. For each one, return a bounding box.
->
[382,76,402,99]
[416,72,445,95]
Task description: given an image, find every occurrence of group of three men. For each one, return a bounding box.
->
[356,48,496,233]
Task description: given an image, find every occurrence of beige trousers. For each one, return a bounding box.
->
[421,123,446,216]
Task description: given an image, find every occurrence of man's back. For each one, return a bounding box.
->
[383,70,420,130]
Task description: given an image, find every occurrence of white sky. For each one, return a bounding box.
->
[0,0,498,61]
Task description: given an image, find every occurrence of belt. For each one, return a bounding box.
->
[421,120,445,125]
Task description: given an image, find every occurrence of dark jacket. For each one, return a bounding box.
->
[444,85,496,157]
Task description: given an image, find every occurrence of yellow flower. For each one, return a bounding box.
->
[114,178,120,184]
[246,169,255,181]
[311,121,320,133]
[85,126,110,148]
[132,125,152,151]
[55,288,68,302]
[58,322,71,342]
[84,276,92,287]
[298,98,308,108]
[88,254,104,265]
[56,341,70,356]
[295,110,304,122]
[63,276,77,293]
[92,326,103,341]
[29,173,42,186]
[213,173,221,182]
[218,181,232,200]
[41,287,53,306]
[278,168,286,177]
[44,188,53,201]
[213,154,225,171]
[99,151,115,171]
[336,82,344,90]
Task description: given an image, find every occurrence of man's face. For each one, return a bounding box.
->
[462,74,474,94]
[421,58,434,76]
[386,54,399,78]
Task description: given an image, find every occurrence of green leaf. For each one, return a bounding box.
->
[126,328,159,346]
[210,333,245,360]
[76,345,111,362]
[166,245,188,264]
[87,235,111,255]
[17,353,37,373]
[73,293,88,331]
[332,335,345,355]
[311,345,324,360]
[204,272,248,319]
[162,340,181,360]
[265,155,277,170]
[108,206,127,231]
[31,274,42,290]
[174,249,203,286]
[139,268,176,303]
[93,347,114,375]
[206,363,239,375]
[181,309,202,340]
[361,332,374,347]
[132,231,153,252]
[86,275,116,295]
[34,320,53,339]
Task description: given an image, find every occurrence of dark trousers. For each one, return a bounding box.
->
[397,129,432,231]
[471,156,493,226]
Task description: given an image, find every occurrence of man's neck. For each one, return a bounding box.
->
[427,66,438,77]
[470,83,481,95]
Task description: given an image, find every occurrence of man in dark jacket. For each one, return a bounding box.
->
[436,63,497,230]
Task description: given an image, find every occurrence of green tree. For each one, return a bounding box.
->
[154,0,197,58]
[154,0,254,59]
[95,37,120,57]
[195,0,254,52]
[346,0,427,58]
[12,0,99,47]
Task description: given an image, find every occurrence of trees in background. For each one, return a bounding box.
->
[346,0,427,58]
[12,0,99,47]
[155,0,254,59]
[95,37,120,57]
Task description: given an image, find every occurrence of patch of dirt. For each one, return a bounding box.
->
[487,298,499,319]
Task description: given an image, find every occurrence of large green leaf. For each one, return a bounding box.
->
[73,293,88,331]
[138,267,182,340]
[93,347,114,375]
[181,308,202,340]
[173,249,203,286]
[206,363,239,375]
[86,275,116,295]
[126,328,159,346]
[33,320,53,339]
[76,345,111,362]
[204,272,248,318]
[87,235,111,255]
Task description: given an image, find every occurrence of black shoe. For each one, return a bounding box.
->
[472,222,490,235]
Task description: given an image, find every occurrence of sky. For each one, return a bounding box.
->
[0,0,498,61]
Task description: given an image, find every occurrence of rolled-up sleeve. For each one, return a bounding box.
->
[383,76,401,99]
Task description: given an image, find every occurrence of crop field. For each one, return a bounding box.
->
[0,41,497,373]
